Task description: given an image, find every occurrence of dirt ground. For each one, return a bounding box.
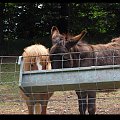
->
[0,90,120,115]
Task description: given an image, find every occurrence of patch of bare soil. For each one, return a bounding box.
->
[0,90,120,115]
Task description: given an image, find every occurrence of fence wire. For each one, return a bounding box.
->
[0,56,120,114]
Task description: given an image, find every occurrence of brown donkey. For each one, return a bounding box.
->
[50,26,120,114]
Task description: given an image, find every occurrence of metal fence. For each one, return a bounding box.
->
[0,56,120,114]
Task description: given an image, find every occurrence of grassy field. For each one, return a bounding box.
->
[0,57,20,107]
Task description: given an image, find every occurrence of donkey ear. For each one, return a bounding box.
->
[51,26,61,45]
[51,26,60,36]
[72,29,87,42]
[65,29,87,50]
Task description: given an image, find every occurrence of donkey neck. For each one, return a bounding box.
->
[69,43,95,67]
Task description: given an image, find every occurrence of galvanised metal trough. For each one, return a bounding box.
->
[19,57,120,94]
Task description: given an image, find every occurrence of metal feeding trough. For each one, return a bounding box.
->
[19,56,120,94]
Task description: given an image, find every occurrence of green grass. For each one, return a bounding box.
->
[0,63,20,105]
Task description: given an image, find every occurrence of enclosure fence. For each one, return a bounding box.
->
[0,55,120,114]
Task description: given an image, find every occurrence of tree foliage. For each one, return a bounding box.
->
[0,3,120,55]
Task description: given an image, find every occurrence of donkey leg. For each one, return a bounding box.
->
[41,104,48,114]
[30,101,48,114]
[20,90,34,114]
[87,91,96,114]
[40,93,52,115]
[32,100,47,114]
[28,95,41,114]
[32,93,53,114]
[26,99,34,114]
[33,102,42,114]
[76,91,87,114]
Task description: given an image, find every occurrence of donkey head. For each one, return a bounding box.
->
[50,26,87,69]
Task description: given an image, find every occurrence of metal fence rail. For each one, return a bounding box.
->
[20,64,120,93]
[0,56,120,114]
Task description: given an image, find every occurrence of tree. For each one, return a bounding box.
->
[58,3,69,33]
[1,3,120,55]
[0,3,5,46]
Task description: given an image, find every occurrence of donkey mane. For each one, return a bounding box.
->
[22,44,51,71]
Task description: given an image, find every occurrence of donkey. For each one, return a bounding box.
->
[21,44,52,114]
[50,26,120,114]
